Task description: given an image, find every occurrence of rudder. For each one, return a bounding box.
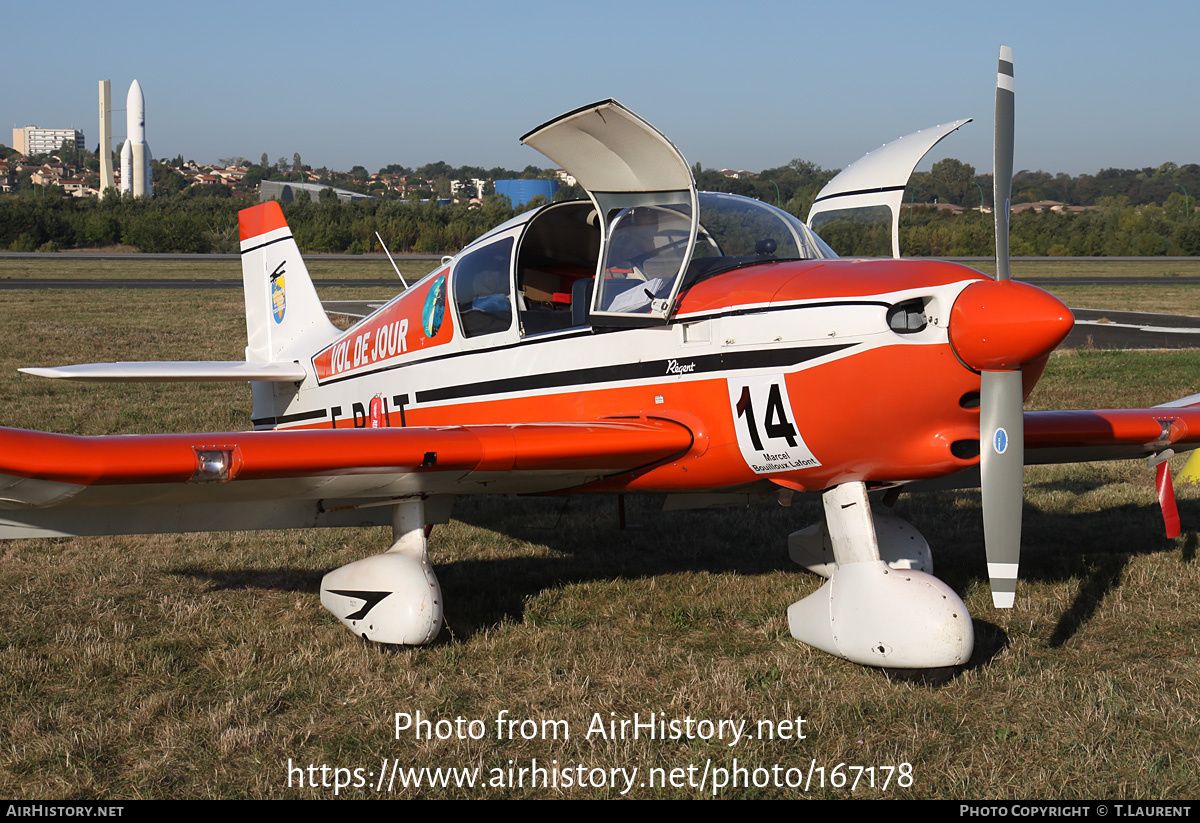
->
[239,201,339,363]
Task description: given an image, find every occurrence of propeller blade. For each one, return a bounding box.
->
[978,45,1023,609]
[994,45,1014,282]
[980,369,1024,607]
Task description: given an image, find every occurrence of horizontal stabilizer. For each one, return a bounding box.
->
[19,361,306,383]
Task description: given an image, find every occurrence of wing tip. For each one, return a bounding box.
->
[18,361,307,383]
[18,367,58,378]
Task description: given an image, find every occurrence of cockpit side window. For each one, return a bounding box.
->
[453,237,515,338]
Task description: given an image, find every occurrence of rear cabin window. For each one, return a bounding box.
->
[453,237,514,338]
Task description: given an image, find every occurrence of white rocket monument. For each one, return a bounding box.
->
[119,80,153,197]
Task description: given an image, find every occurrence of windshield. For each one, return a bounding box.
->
[585,192,837,323]
[685,192,836,282]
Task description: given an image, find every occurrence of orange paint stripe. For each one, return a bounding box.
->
[0,421,693,486]
[238,201,290,243]
[1026,409,1200,447]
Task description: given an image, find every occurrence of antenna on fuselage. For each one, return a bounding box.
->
[375,231,409,290]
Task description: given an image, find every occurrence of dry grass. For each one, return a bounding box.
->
[0,261,1197,799]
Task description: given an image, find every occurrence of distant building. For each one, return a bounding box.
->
[59,179,88,196]
[1011,200,1064,214]
[450,178,487,199]
[216,167,246,185]
[12,126,85,157]
[260,180,373,204]
[495,179,559,207]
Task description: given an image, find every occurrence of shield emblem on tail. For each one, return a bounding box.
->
[272,274,286,323]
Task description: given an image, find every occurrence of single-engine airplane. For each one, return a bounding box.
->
[3,48,1198,669]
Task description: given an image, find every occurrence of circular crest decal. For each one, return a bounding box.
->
[993,427,1009,455]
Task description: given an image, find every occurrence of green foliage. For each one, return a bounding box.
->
[184,183,232,199]
[849,200,1200,258]
[242,165,267,188]
[153,161,190,196]
[4,151,1200,257]
[10,233,37,252]
[516,194,548,214]
[53,137,85,168]
[692,158,836,222]
[553,182,584,202]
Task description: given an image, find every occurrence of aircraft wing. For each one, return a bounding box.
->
[1024,407,1200,464]
[18,361,307,382]
[0,419,693,538]
[904,404,1200,496]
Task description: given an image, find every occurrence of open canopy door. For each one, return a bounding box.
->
[521,99,695,193]
[522,100,699,324]
[807,119,971,258]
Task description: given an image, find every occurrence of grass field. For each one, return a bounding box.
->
[0,260,1198,799]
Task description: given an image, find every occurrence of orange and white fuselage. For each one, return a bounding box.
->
[256,239,1002,497]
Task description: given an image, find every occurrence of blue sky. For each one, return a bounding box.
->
[8,0,1197,177]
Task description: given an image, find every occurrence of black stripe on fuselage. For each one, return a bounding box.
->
[414,342,855,404]
[313,299,889,388]
[264,340,859,428]
[239,233,294,256]
[251,407,328,427]
[812,185,907,205]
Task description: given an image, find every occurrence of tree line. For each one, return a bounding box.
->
[3,152,1199,256]
[0,188,540,254]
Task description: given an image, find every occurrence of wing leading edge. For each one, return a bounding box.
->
[1024,407,1200,464]
[905,404,1200,497]
[0,419,693,538]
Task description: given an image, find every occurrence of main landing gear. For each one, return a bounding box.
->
[787,482,974,668]
[320,499,443,645]
[316,486,973,669]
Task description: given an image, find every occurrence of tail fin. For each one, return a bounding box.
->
[239,201,339,363]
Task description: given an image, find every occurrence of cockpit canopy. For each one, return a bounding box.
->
[442,99,836,343]
[446,192,837,341]
[516,99,837,327]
